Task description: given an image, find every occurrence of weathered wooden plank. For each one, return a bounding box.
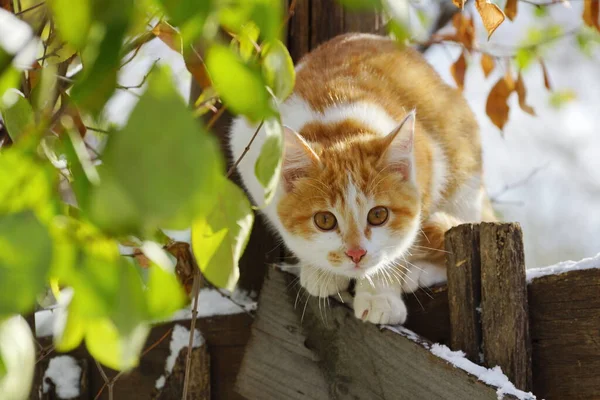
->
[286,0,311,62]
[237,268,524,400]
[155,344,210,400]
[529,268,600,400]
[479,223,532,392]
[310,0,345,49]
[343,9,383,33]
[446,224,482,362]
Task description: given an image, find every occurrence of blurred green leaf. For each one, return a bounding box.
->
[146,262,187,320]
[157,0,211,46]
[336,0,383,10]
[88,66,223,235]
[85,317,150,371]
[0,91,34,141]
[206,44,273,121]
[30,64,57,112]
[549,89,577,109]
[0,316,36,400]
[515,47,535,70]
[387,19,411,44]
[533,6,548,18]
[0,212,52,318]
[261,40,295,100]
[237,22,260,61]
[192,178,254,290]
[71,0,133,115]
[219,0,282,41]
[255,118,283,204]
[48,0,91,50]
[53,291,85,352]
[0,67,20,99]
[0,149,55,221]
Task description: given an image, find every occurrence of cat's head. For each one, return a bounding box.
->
[277,111,421,278]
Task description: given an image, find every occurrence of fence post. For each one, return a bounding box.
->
[479,222,532,392]
[446,224,482,363]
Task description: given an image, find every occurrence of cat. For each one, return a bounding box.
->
[228,33,495,325]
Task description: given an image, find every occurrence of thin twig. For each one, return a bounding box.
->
[206,105,227,129]
[94,359,113,400]
[142,327,173,357]
[85,126,110,134]
[226,120,264,178]
[117,59,159,90]
[15,1,44,15]
[491,163,549,201]
[182,272,201,400]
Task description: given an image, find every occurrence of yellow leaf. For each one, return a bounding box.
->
[486,74,514,130]
[451,51,467,91]
[540,59,552,90]
[475,0,506,39]
[481,54,495,78]
[504,0,518,21]
[583,0,600,31]
[452,0,467,9]
[515,72,535,116]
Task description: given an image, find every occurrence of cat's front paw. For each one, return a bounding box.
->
[300,266,350,298]
[353,291,407,325]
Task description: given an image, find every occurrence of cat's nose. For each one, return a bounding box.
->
[345,248,367,263]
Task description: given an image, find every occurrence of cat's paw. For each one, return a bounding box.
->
[353,291,407,325]
[300,266,350,298]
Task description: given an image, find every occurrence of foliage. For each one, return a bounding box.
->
[0,0,294,383]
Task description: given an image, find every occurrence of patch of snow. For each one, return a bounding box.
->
[162,228,192,244]
[155,375,166,390]
[35,308,57,338]
[165,325,204,375]
[526,252,600,283]
[42,356,82,399]
[430,344,536,400]
[168,288,256,321]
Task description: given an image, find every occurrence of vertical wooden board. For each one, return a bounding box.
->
[286,0,311,62]
[343,9,383,33]
[310,0,345,49]
[479,223,532,391]
[528,269,600,400]
[155,345,210,400]
[445,224,482,362]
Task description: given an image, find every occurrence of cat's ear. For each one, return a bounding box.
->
[282,126,320,192]
[381,110,416,181]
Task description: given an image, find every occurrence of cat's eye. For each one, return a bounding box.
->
[367,206,389,226]
[314,211,337,231]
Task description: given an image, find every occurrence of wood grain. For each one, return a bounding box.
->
[446,224,482,362]
[155,344,210,400]
[529,268,600,400]
[479,223,532,392]
[237,268,522,400]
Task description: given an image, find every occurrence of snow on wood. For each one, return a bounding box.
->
[42,356,82,399]
[526,252,600,283]
[386,326,536,400]
[34,288,256,338]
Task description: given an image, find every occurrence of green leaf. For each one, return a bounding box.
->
[336,0,383,10]
[85,317,150,371]
[146,261,187,320]
[387,19,411,44]
[0,212,52,318]
[0,90,34,141]
[549,89,577,109]
[237,22,260,61]
[219,0,282,41]
[206,44,273,121]
[88,66,223,235]
[254,118,283,204]
[261,40,295,100]
[533,6,548,18]
[0,316,36,400]
[48,0,92,50]
[515,48,535,70]
[0,67,20,100]
[53,291,85,352]
[156,0,211,46]
[0,352,5,378]
[192,178,254,290]
[71,0,133,115]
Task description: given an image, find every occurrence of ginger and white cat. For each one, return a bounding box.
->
[228,33,495,325]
